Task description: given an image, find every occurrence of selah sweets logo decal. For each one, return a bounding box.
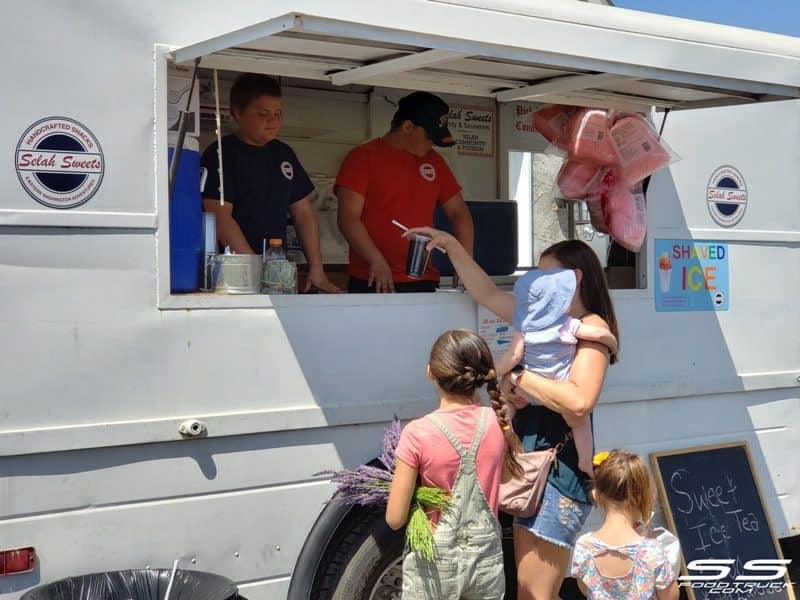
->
[706,165,747,227]
[15,117,105,209]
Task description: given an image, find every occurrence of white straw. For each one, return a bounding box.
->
[392,220,446,254]
[213,69,225,207]
[164,559,180,600]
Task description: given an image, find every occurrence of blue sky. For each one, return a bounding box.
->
[612,0,800,37]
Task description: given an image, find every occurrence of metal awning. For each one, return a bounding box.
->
[172,0,800,111]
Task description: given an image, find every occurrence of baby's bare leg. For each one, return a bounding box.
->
[573,418,594,477]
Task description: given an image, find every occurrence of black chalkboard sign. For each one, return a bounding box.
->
[651,442,795,600]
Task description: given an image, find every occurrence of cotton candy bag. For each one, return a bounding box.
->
[532,104,575,150]
[603,181,647,252]
[567,109,617,165]
[584,168,646,250]
[586,198,609,234]
[609,114,672,185]
[556,160,604,199]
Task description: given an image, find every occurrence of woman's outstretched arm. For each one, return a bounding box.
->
[404,227,515,322]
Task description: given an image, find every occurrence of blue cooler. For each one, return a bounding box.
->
[168,134,203,292]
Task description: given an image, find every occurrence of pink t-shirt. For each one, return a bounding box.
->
[395,405,506,519]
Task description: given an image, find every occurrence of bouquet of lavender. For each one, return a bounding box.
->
[319,416,448,561]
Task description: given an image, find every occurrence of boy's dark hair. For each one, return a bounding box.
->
[230,73,282,117]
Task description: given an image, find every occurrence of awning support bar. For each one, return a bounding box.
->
[496,73,640,102]
[173,13,302,65]
[330,49,466,86]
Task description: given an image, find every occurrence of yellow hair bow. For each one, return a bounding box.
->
[592,451,610,467]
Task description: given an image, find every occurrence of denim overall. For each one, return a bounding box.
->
[401,407,505,599]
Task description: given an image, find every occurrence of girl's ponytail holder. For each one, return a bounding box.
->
[592,451,610,467]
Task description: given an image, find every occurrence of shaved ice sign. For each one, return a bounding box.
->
[655,239,729,312]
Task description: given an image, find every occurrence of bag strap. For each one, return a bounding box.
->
[553,431,573,455]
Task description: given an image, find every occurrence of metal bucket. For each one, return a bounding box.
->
[213,255,262,294]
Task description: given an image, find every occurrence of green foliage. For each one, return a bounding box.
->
[414,485,449,510]
[406,503,435,561]
[405,486,450,561]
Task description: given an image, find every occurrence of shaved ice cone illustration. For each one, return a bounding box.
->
[659,252,672,293]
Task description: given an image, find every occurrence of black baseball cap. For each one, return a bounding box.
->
[393,91,455,147]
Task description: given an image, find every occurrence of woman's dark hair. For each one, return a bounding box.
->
[541,240,620,364]
[429,330,523,477]
[229,73,282,117]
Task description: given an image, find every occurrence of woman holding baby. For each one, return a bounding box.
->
[405,227,619,600]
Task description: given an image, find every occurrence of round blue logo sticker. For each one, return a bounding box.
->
[15,117,104,209]
[706,165,746,228]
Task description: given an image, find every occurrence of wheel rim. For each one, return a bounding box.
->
[367,555,403,600]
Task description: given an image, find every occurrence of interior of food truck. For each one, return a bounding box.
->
[157,3,800,309]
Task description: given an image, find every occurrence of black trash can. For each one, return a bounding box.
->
[21,570,241,600]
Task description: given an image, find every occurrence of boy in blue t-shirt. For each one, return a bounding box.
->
[201,73,340,293]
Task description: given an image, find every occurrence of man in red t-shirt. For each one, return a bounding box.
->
[335,92,474,293]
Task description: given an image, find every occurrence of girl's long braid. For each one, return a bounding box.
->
[487,371,524,478]
[429,330,524,478]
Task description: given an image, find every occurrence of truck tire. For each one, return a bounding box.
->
[312,506,523,600]
[313,504,405,600]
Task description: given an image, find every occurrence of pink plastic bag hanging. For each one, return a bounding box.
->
[584,167,612,234]
[603,182,647,252]
[609,114,671,186]
[556,160,604,199]
[567,109,617,165]
[532,104,575,150]
[586,196,609,234]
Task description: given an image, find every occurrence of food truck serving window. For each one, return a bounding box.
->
[155,3,800,308]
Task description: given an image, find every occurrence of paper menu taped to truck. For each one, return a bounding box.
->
[478,304,513,363]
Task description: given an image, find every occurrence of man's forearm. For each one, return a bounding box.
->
[340,218,385,266]
[451,211,474,257]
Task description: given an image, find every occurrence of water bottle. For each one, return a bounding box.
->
[263,238,296,294]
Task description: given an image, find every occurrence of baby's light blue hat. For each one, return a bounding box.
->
[512,268,577,331]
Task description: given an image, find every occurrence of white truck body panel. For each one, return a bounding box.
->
[1,2,798,599]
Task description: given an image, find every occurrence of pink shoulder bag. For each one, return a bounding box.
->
[499,433,572,518]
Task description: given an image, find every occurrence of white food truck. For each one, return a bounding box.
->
[2,1,798,599]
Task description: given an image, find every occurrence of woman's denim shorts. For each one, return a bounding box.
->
[514,482,593,549]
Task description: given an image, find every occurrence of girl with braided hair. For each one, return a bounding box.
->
[386,329,521,599]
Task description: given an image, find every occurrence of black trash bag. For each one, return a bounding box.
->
[21,570,240,600]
